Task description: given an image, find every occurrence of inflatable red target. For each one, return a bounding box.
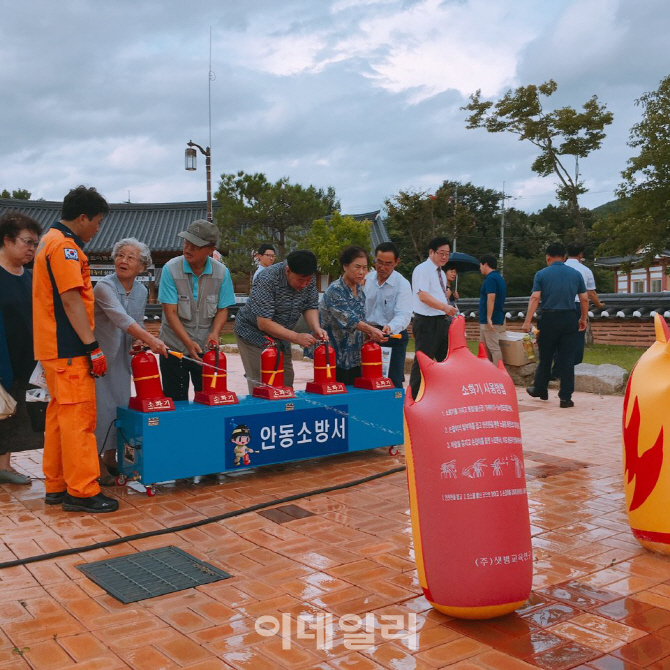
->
[404,315,532,618]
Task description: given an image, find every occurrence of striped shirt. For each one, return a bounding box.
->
[234,261,318,349]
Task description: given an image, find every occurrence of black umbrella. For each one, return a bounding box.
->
[443,251,480,274]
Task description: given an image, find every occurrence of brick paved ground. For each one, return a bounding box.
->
[2,354,668,669]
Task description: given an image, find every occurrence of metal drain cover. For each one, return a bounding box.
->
[77,546,232,604]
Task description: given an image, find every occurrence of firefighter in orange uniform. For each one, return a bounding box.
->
[33,186,119,513]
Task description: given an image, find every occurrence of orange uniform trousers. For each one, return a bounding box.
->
[42,356,101,498]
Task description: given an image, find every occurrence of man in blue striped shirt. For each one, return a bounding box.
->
[234,250,327,394]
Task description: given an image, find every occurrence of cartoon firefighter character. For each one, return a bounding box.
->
[231,424,257,466]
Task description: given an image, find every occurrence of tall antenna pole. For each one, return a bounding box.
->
[208,26,213,151]
[185,31,215,223]
[452,184,458,253]
[206,27,215,222]
[499,182,506,276]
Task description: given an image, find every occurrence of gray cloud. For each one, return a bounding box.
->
[0,0,668,217]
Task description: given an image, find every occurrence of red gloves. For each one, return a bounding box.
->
[85,341,107,378]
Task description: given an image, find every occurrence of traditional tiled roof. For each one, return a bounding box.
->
[595,251,670,267]
[456,293,670,321]
[0,198,213,254]
[0,199,390,254]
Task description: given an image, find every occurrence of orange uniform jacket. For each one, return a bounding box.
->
[33,223,94,360]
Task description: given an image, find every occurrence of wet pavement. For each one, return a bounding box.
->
[2,355,668,669]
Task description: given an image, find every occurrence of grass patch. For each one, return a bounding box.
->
[581,343,645,372]
[222,332,646,372]
[404,337,644,371]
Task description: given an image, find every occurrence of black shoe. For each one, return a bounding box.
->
[62,492,119,513]
[45,491,66,505]
[526,387,548,400]
[559,399,575,408]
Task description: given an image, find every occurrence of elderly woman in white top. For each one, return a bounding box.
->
[94,238,167,483]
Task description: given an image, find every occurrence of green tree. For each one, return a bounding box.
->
[305,212,372,279]
[1,188,31,199]
[214,171,339,281]
[384,181,503,277]
[463,80,613,242]
[595,75,670,259]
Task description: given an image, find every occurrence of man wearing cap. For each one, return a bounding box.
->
[158,220,235,400]
[234,249,327,394]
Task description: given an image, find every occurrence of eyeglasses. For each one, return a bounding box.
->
[116,253,140,262]
[435,250,450,258]
[375,260,395,268]
[18,237,39,248]
[183,240,211,251]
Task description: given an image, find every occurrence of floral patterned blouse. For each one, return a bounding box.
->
[319,277,366,370]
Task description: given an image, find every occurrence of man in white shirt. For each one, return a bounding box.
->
[409,237,458,399]
[252,243,276,284]
[563,242,604,365]
[364,242,413,388]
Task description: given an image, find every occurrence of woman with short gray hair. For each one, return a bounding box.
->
[94,238,168,484]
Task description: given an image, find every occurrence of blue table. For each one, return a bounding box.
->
[116,387,404,494]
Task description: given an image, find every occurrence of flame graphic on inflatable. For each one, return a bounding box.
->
[623,382,664,512]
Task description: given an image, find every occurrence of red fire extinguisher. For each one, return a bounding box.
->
[203,347,228,391]
[314,341,335,383]
[128,350,175,412]
[360,341,383,379]
[354,340,393,390]
[194,346,238,405]
[306,340,347,395]
[252,338,295,400]
[262,339,284,387]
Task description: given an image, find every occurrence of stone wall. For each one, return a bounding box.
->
[146,309,658,348]
[464,319,655,347]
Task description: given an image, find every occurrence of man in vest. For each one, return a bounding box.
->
[158,220,235,400]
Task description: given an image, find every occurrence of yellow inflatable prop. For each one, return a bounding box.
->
[623,314,670,553]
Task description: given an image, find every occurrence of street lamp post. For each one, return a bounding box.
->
[185,140,212,222]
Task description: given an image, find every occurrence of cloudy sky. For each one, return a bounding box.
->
[1,0,668,214]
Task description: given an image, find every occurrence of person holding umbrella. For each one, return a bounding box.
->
[443,262,459,313]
